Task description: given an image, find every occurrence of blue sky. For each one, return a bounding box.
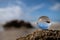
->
[0,0,60,24]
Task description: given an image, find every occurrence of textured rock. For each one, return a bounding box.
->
[17,30,60,40]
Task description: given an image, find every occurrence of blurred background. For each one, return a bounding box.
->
[0,0,60,40]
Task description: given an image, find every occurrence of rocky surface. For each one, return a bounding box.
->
[17,30,60,40]
[49,23,60,30]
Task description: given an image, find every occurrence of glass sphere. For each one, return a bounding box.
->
[37,16,51,29]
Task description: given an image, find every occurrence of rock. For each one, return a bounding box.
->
[49,22,60,30]
[17,30,60,40]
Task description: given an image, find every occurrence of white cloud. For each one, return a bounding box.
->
[0,1,26,24]
[16,1,45,13]
[50,3,60,11]
[27,4,45,14]
[0,6,23,24]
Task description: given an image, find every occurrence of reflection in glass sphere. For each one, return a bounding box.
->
[38,16,50,23]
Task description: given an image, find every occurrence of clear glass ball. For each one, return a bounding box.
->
[37,16,51,29]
